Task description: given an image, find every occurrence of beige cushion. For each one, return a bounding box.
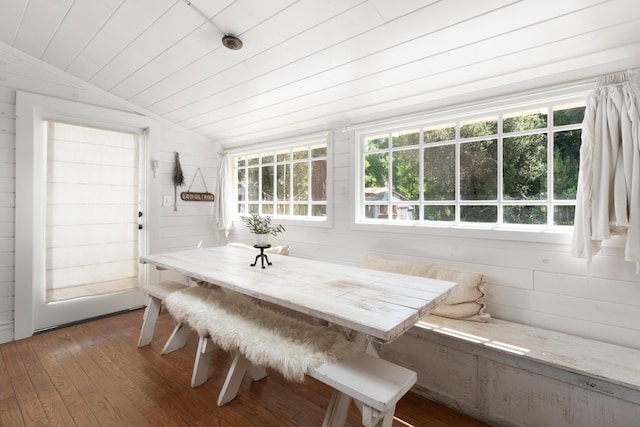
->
[363,254,490,322]
[226,242,290,256]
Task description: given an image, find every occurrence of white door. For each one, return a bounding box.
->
[33,121,148,331]
[15,92,159,339]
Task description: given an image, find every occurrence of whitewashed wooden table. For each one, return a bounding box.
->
[140,245,457,343]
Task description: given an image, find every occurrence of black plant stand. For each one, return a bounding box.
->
[251,244,272,269]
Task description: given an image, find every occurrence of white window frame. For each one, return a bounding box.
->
[351,86,591,244]
[229,131,332,228]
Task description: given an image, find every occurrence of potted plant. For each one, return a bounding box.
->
[240,213,285,246]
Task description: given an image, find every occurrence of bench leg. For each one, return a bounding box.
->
[191,336,214,388]
[217,352,250,406]
[161,322,192,354]
[137,295,161,347]
[361,404,393,427]
[322,390,352,427]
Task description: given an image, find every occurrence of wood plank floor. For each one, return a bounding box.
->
[0,309,491,426]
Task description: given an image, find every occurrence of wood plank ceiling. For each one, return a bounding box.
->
[1,0,639,147]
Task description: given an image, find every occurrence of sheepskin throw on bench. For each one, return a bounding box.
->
[163,286,358,382]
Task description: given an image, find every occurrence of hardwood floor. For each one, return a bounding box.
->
[0,309,491,426]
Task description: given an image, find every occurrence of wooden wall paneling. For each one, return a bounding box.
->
[477,357,640,427]
[489,283,640,331]
[487,303,640,349]
[380,333,479,408]
[534,271,640,307]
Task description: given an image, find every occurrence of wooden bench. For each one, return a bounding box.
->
[162,286,417,427]
[137,279,186,347]
[381,314,640,426]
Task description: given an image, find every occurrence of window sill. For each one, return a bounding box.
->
[352,221,573,245]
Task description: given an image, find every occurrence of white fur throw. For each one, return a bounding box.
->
[163,286,357,382]
[363,254,490,322]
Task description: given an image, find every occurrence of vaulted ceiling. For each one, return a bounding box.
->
[1,0,639,147]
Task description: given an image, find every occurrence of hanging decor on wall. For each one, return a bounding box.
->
[173,152,185,211]
[181,168,215,202]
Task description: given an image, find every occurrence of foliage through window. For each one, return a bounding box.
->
[358,101,585,227]
[234,137,328,220]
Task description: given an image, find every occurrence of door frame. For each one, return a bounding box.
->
[15,91,160,339]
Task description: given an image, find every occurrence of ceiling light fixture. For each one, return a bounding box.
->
[222,34,243,50]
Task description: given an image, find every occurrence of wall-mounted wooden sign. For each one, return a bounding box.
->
[181,168,215,202]
[181,191,214,201]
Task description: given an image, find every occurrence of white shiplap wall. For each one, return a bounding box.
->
[229,128,640,350]
[0,85,222,344]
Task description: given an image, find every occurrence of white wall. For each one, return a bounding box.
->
[1,53,638,352]
[0,85,222,344]
[230,128,640,350]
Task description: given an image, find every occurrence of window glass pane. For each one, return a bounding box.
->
[311,145,327,158]
[364,153,389,195]
[276,151,290,162]
[261,165,273,201]
[460,139,497,200]
[237,168,246,201]
[248,204,258,214]
[262,204,274,215]
[364,204,389,219]
[248,155,259,166]
[554,130,581,200]
[392,130,419,147]
[238,204,245,214]
[277,203,288,215]
[276,164,290,201]
[293,204,308,216]
[312,205,327,217]
[424,144,455,200]
[311,159,327,201]
[365,135,388,151]
[424,124,455,143]
[554,205,575,226]
[391,204,419,221]
[503,134,547,200]
[293,149,308,160]
[554,105,585,126]
[237,157,246,167]
[460,205,497,222]
[247,167,259,200]
[392,149,419,201]
[423,205,455,221]
[293,162,308,201]
[460,118,497,138]
[261,154,273,164]
[504,205,547,224]
[503,110,547,133]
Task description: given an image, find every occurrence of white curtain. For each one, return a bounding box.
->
[216,153,234,237]
[571,71,640,267]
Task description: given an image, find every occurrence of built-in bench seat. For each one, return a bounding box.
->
[380,314,640,426]
[162,286,417,427]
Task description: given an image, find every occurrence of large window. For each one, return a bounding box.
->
[357,100,585,229]
[234,134,329,221]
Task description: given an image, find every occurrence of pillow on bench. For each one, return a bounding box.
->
[364,254,490,322]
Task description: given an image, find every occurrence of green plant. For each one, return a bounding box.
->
[241,214,285,236]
